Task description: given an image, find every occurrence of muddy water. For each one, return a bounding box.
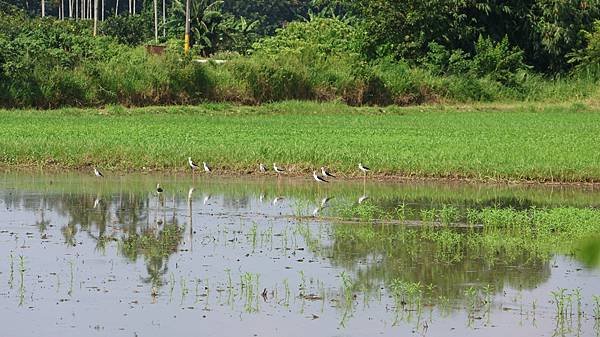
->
[0,172,599,337]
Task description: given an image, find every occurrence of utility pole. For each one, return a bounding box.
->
[184,0,190,54]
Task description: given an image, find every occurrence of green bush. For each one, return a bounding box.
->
[100,14,153,46]
[472,35,529,86]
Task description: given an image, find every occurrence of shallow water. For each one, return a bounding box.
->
[0,172,599,337]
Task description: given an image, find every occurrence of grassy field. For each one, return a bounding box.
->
[1,101,599,182]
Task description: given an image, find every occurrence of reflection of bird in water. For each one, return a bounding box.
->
[320,196,333,208]
[203,194,211,205]
[187,187,195,200]
[312,207,321,217]
[272,197,284,205]
[259,193,265,202]
[358,195,369,204]
[93,197,101,209]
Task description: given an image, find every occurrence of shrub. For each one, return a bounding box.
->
[472,35,529,86]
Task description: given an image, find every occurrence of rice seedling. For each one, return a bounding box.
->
[18,255,25,306]
[8,253,14,289]
[68,260,74,296]
[3,102,600,182]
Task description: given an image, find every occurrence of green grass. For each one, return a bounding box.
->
[1,101,600,182]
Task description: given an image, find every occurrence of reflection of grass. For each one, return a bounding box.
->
[334,205,600,259]
[325,205,600,302]
[120,225,183,261]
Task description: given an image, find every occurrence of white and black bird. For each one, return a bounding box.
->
[358,195,369,204]
[203,162,211,173]
[259,163,267,172]
[358,163,371,174]
[313,171,329,183]
[272,196,284,205]
[273,163,285,174]
[93,167,104,177]
[321,167,335,178]
[156,184,163,194]
[188,157,200,171]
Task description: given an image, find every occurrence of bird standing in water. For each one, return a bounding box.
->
[93,167,103,177]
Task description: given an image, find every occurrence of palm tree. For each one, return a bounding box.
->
[169,0,224,55]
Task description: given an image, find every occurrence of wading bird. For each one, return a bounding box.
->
[188,157,199,171]
[203,162,211,173]
[259,163,267,172]
[273,163,285,174]
[313,171,329,183]
[93,167,104,177]
[358,163,370,174]
[358,195,369,204]
[156,184,163,194]
[321,167,335,178]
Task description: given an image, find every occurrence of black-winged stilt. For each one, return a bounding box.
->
[313,171,329,183]
[93,167,103,177]
[188,157,199,171]
[358,195,369,204]
[358,163,370,174]
[273,163,285,174]
[203,162,211,173]
[259,163,267,172]
[156,184,163,194]
[321,167,335,178]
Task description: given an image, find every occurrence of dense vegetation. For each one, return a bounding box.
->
[0,0,599,108]
[1,102,599,182]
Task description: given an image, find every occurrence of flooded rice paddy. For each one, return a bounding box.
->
[1,172,600,336]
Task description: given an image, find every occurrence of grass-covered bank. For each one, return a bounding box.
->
[1,101,600,182]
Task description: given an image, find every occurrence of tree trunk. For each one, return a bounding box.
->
[114,0,118,16]
[68,0,72,18]
[93,0,98,36]
[132,0,135,15]
[101,0,103,21]
[153,0,158,43]
[41,0,45,17]
[128,0,131,14]
[162,0,165,37]
[75,0,78,20]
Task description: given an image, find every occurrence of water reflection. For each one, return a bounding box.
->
[1,172,600,336]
